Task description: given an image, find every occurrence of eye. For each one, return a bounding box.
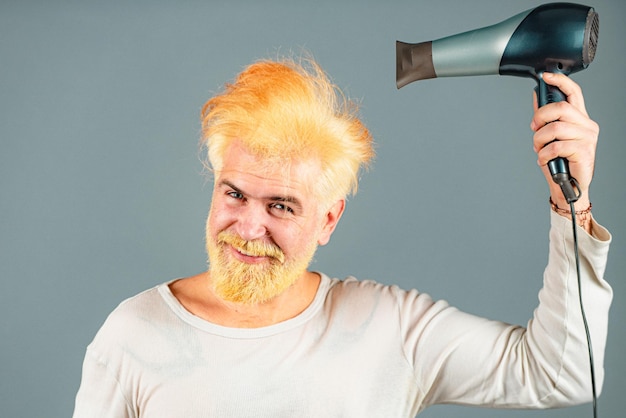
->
[227,191,244,200]
[269,202,294,217]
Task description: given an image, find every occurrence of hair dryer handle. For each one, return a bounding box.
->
[535,76,566,107]
[535,76,581,203]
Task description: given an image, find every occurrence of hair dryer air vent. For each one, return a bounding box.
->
[584,10,599,66]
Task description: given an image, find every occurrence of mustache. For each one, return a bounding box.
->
[217,232,285,264]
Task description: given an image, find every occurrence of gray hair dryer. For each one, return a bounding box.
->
[396,2,599,203]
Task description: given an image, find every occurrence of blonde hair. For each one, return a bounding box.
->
[200,56,375,204]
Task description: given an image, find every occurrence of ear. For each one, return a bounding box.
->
[317,199,345,246]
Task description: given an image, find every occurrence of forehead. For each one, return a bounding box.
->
[216,140,322,196]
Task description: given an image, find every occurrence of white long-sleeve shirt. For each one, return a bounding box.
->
[73,212,612,417]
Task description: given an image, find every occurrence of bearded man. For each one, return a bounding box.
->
[73,56,612,417]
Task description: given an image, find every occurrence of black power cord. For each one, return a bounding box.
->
[553,172,597,417]
[569,201,598,418]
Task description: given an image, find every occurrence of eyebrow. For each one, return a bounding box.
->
[219,180,304,210]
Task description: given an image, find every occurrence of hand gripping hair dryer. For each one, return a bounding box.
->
[396,2,599,203]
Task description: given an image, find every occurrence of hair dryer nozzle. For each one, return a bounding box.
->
[396,41,436,89]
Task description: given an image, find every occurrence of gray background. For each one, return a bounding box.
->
[1,0,624,417]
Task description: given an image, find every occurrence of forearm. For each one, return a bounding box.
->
[529,210,612,403]
[414,211,612,409]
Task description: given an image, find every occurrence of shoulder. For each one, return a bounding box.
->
[324,275,441,319]
[88,282,174,354]
[108,283,168,323]
[327,276,425,301]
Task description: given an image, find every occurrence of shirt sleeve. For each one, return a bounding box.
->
[401,210,612,410]
[72,346,135,418]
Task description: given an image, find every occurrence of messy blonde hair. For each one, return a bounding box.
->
[200,56,375,204]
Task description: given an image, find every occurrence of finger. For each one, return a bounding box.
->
[530,100,594,134]
[541,72,588,115]
[533,121,598,154]
[531,84,598,129]
[535,140,596,184]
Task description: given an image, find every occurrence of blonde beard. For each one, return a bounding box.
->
[207,231,317,305]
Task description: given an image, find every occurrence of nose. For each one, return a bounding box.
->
[235,202,268,241]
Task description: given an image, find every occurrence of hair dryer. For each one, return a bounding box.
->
[396,2,599,203]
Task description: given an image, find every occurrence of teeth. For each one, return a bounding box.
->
[237,248,258,257]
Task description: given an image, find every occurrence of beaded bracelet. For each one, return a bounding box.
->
[549,197,592,228]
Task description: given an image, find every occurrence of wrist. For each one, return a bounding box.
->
[547,180,590,211]
[549,196,593,233]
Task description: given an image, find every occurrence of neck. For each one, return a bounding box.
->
[170,271,321,328]
[214,270,321,327]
